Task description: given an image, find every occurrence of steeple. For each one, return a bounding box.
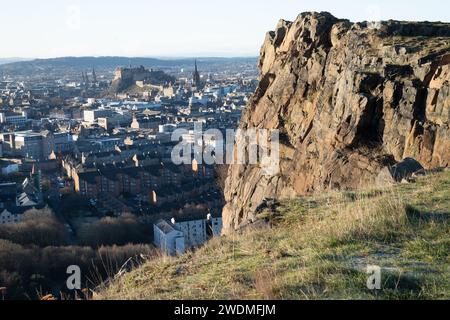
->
[193,59,201,89]
[92,67,97,83]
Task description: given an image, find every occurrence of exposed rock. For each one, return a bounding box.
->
[223,12,450,234]
[376,158,424,185]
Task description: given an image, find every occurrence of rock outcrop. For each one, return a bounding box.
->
[109,65,175,93]
[222,12,450,234]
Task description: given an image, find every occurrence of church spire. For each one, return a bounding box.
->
[92,67,97,83]
[193,59,201,89]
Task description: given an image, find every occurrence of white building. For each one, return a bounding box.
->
[158,124,177,134]
[0,111,27,125]
[0,209,22,225]
[83,109,113,123]
[153,216,223,256]
[124,102,162,111]
[207,216,223,237]
[175,219,207,247]
[153,219,185,256]
[1,163,19,175]
[13,131,44,160]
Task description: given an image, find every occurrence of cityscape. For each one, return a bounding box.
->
[0,56,259,298]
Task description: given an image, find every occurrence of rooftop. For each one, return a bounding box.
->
[155,219,178,235]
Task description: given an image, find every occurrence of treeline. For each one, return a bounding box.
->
[77,214,151,247]
[0,208,156,299]
[0,210,152,247]
[0,209,68,247]
[0,239,156,299]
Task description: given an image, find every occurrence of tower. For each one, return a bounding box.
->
[31,165,43,203]
[92,67,97,83]
[193,59,201,89]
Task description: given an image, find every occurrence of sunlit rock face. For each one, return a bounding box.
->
[222,12,450,234]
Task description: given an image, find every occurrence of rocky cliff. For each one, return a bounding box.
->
[222,12,450,234]
[109,66,175,94]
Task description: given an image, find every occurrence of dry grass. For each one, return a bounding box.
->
[253,269,280,300]
[97,171,450,300]
[283,193,407,246]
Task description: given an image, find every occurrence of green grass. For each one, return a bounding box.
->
[97,171,450,300]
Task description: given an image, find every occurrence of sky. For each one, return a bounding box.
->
[0,0,449,58]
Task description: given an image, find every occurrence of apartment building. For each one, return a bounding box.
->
[83,108,113,123]
[153,219,185,256]
[153,216,223,256]
[0,111,27,126]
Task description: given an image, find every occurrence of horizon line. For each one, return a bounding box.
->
[0,54,260,61]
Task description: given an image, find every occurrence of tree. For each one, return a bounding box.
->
[0,208,68,247]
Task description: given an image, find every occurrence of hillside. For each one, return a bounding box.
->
[0,58,31,65]
[97,170,449,300]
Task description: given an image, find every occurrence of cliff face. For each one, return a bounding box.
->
[222,12,450,234]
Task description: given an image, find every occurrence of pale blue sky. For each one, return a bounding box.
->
[0,0,448,58]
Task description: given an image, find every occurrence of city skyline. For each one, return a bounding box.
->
[0,0,449,59]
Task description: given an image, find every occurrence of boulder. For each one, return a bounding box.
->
[376,158,424,186]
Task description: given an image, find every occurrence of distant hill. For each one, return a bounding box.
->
[0,58,31,65]
[0,56,258,77]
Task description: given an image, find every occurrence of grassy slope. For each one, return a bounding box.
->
[98,171,450,300]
